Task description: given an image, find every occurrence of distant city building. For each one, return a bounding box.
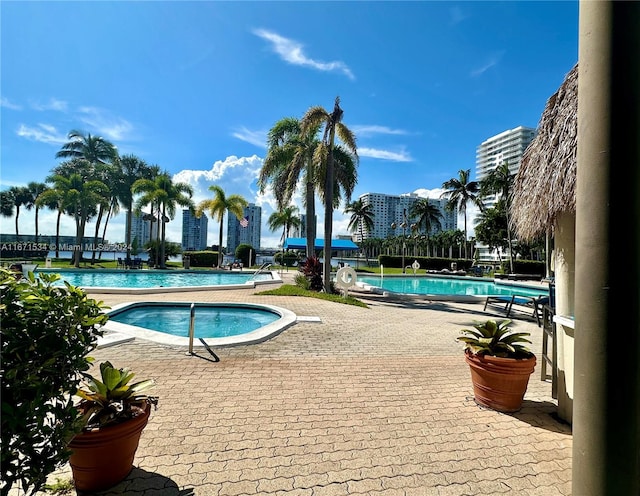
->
[357,192,457,241]
[476,125,536,209]
[127,211,154,249]
[291,214,317,240]
[181,210,208,251]
[227,203,261,254]
[475,125,537,261]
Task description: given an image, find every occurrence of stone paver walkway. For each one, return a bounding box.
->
[34,273,572,495]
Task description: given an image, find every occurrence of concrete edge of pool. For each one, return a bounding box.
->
[100,301,298,348]
[41,269,283,294]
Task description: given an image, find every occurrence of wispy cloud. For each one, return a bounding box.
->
[77,106,133,141]
[351,125,409,137]
[253,28,355,80]
[16,123,68,144]
[471,51,505,77]
[358,147,412,162]
[30,98,68,112]
[232,127,267,148]
[1,97,21,110]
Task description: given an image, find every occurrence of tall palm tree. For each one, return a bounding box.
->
[8,186,33,240]
[195,185,248,268]
[45,168,109,267]
[344,199,374,267]
[267,205,302,248]
[259,117,321,258]
[441,169,484,259]
[300,96,358,292]
[410,198,443,257]
[133,172,194,269]
[480,160,515,272]
[114,155,155,259]
[27,182,48,244]
[0,190,14,218]
[55,129,117,165]
[35,184,66,258]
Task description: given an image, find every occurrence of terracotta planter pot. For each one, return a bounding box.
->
[464,350,536,413]
[69,403,151,492]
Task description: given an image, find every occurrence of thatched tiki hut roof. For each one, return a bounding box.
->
[511,63,578,241]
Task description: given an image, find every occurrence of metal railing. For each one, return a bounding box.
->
[249,262,272,280]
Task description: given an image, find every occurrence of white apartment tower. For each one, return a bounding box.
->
[357,192,457,241]
[127,211,155,249]
[181,210,208,251]
[476,126,536,209]
[227,203,262,253]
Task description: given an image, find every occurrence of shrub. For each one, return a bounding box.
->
[234,244,256,267]
[1,270,109,495]
[298,256,324,291]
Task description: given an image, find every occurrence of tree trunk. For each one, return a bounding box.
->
[306,180,315,258]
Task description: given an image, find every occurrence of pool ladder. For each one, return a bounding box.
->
[249,262,272,280]
[187,303,220,362]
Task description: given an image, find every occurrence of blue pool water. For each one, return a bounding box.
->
[42,269,272,289]
[357,275,547,298]
[108,303,281,339]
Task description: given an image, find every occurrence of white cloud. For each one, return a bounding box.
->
[358,147,412,162]
[16,123,67,145]
[232,127,267,148]
[413,188,446,199]
[471,51,505,77]
[253,28,355,80]
[77,106,133,141]
[351,125,409,137]
[1,97,21,110]
[30,98,68,112]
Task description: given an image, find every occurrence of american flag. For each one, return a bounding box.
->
[239,216,249,228]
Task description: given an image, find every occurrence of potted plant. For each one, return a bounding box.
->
[68,361,158,492]
[457,319,536,412]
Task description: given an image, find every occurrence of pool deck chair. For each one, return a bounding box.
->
[484,294,549,327]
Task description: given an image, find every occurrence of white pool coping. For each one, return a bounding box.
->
[100,301,297,347]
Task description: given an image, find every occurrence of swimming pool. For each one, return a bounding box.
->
[105,302,297,346]
[356,274,547,301]
[39,269,280,294]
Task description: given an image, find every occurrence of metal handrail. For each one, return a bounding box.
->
[249,262,272,280]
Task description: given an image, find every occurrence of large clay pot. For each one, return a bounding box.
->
[68,403,151,492]
[464,350,536,413]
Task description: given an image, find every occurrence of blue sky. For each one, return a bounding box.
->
[0,1,579,248]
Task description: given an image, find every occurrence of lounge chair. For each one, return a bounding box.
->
[484,294,549,327]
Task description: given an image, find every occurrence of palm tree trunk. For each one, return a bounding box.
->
[15,207,20,240]
[34,207,40,244]
[98,205,113,261]
[323,147,335,293]
[218,213,225,268]
[91,207,104,264]
[55,210,61,258]
[160,206,167,269]
[306,180,315,258]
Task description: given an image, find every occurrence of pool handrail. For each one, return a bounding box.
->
[250,262,272,281]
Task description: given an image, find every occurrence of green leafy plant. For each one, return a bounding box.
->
[1,269,109,496]
[457,319,533,358]
[76,361,158,430]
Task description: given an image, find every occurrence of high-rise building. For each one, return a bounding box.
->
[357,192,457,241]
[127,211,155,249]
[227,203,261,254]
[291,214,317,240]
[181,210,208,251]
[476,125,536,209]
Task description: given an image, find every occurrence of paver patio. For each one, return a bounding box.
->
[30,273,572,496]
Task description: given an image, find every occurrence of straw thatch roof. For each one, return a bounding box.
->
[511,63,578,241]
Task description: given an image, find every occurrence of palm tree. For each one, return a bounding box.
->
[344,199,374,267]
[480,160,516,273]
[441,169,484,259]
[268,206,302,249]
[300,96,358,292]
[35,184,66,258]
[27,182,48,244]
[259,117,321,258]
[55,129,117,165]
[45,168,109,267]
[133,172,194,269]
[8,186,33,240]
[410,198,443,257]
[195,185,247,268]
[114,155,155,260]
